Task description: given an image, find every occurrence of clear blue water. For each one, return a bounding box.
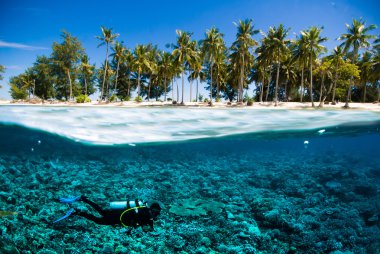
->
[0,106,380,253]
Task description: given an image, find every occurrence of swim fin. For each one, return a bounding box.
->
[59,196,81,204]
[53,208,76,224]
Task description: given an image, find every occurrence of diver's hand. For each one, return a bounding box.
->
[59,196,81,203]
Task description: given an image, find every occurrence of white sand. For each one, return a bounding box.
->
[0,100,379,111]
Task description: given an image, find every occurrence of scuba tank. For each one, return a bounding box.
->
[109,199,146,210]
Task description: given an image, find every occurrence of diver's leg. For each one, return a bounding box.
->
[80,196,107,216]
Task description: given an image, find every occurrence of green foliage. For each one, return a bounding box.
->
[215,97,221,102]
[76,94,91,103]
[9,75,28,100]
[247,97,254,106]
[109,94,118,102]
[198,94,204,102]
[337,61,360,88]
[0,64,5,88]
[134,96,142,102]
[203,98,209,103]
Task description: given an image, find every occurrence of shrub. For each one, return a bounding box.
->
[134,96,142,102]
[215,97,221,103]
[109,94,118,102]
[203,98,209,103]
[247,98,254,106]
[76,94,91,103]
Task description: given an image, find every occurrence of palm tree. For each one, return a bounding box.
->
[172,30,196,104]
[358,51,373,102]
[80,54,94,95]
[231,19,259,103]
[110,41,126,96]
[145,44,159,101]
[133,44,151,100]
[327,46,345,104]
[123,49,134,99]
[96,26,119,101]
[292,33,308,102]
[200,27,225,104]
[159,51,173,101]
[302,26,327,107]
[264,24,291,106]
[338,18,377,107]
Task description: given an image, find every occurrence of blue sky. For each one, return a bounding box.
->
[1,0,379,100]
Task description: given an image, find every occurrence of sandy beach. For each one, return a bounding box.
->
[1,99,379,111]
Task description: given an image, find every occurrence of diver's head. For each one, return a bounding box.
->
[149,202,162,220]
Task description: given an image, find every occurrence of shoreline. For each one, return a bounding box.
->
[0,100,379,111]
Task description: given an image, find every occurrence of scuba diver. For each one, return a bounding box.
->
[53,195,162,233]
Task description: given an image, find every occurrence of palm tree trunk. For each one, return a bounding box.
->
[363,81,367,103]
[101,44,109,101]
[181,71,184,104]
[127,77,130,99]
[137,71,141,99]
[240,55,245,102]
[67,69,73,101]
[210,63,213,104]
[331,62,338,104]
[164,77,167,102]
[84,77,88,95]
[196,78,199,102]
[259,68,265,103]
[284,82,288,102]
[275,49,280,106]
[309,53,315,107]
[318,72,325,106]
[114,60,120,97]
[148,80,151,101]
[190,79,193,102]
[300,64,304,102]
[266,72,271,102]
[171,79,174,101]
[176,78,179,102]
[344,78,353,108]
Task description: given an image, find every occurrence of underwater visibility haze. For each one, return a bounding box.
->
[1,106,380,253]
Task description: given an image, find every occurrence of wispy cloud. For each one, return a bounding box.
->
[5,65,23,70]
[0,40,48,50]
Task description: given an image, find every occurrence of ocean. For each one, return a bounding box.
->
[0,106,379,253]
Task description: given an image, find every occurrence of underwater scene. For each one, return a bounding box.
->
[1,106,380,254]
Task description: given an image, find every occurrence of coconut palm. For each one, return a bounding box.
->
[133,44,151,100]
[172,30,197,104]
[110,41,126,96]
[292,33,308,102]
[263,24,291,106]
[231,19,259,102]
[200,27,225,104]
[79,54,94,95]
[96,26,119,101]
[326,46,345,104]
[145,44,159,101]
[302,26,327,107]
[159,51,173,101]
[338,18,377,107]
[358,51,373,102]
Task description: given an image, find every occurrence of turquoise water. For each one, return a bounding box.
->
[0,106,380,253]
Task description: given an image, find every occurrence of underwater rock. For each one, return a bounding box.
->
[169,198,225,217]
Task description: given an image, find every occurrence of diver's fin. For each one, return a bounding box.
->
[53,208,76,224]
[59,196,81,204]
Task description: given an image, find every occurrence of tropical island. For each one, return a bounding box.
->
[1,18,379,109]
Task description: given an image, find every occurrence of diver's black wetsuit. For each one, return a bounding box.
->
[76,197,154,230]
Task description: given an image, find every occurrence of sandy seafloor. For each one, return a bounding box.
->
[1,119,380,253]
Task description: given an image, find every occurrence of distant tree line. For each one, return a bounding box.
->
[5,18,380,107]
